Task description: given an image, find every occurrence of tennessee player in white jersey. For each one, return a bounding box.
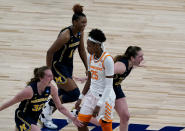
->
[75,29,116,131]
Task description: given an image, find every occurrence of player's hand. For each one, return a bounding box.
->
[72,117,84,127]
[75,99,82,111]
[92,106,100,117]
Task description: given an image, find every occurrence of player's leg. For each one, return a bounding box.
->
[40,65,80,129]
[114,98,130,131]
[77,91,97,131]
[31,124,40,131]
[15,110,32,131]
[114,85,130,131]
[98,91,115,131]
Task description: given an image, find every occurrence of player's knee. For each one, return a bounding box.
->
[69,88,80,102]
[62,88,80,103]
[120,111,130,122]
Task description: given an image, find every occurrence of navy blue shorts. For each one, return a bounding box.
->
[52,62,73,85]
[15,109,37,131]
[113,85,126,99]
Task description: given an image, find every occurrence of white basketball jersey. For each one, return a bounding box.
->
[88,52,113,97]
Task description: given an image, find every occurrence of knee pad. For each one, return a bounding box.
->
[48,98,55,107]
[58,88,67,96]
[62,88,80,103]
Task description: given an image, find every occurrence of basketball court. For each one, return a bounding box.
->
[0,0,185,130]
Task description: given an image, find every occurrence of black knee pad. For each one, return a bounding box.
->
[48,98,55,107]
[62,88,80,103]
[58,88,67,96]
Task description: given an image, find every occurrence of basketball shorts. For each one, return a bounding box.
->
[15,109,37,131]
[113,85,126,99]
[78,90,116,123]
[52,61,73,85]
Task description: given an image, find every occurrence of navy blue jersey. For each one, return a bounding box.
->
[52,26,81,66]
[17,82,51,121]
[113,58,133,87]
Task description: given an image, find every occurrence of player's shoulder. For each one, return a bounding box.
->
[58,28,70,40]
[103,52,113,61]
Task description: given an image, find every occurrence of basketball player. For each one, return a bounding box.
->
[75,29,116,131]
[0,66,83,131]
[114,46,144,131]
[39,4,88,129]
[75,46,144,131]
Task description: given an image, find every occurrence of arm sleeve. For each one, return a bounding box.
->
[104,56,114,76]
[97,56,114,106]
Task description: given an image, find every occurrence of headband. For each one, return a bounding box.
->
[88,37,102,44]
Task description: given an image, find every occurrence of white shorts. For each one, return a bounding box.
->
[78,90,115,122]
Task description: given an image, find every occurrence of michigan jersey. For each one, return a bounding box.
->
[17,82,51,121]
[52,26,81,66]
[113,58,132,86]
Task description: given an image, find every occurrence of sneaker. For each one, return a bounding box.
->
[39,101,58,129]
[67,108,79,124]
[43,120,58,129]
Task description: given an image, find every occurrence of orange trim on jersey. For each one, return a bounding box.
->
[104,101,113,122]
[90,65,103,71]
[105,102,112,108]
[102,55,113,69]
[104,117,112,122]
[103,117,113,122]
[78,113,92,123]
[105,111,111,115]
[105,109,111,117]
[93,52,107,63]
[105,110,112,116]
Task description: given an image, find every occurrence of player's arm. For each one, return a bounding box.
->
[50,84,83,127]
[0,86,33,111]
[114,61,126,75]
[46,30,70,68]
[79,54,91,97]
[81,71,91,96]
[78,32,88,71]
[75,71,91,111]
[50,84,74,119]
[75,54,91,110]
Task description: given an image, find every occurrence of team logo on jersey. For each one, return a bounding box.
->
[45,89,50,94]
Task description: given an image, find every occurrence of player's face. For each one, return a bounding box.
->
[87,40,96,55]
[77,16,87,32]
[41,69,53,84]
[133,50,144,66]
